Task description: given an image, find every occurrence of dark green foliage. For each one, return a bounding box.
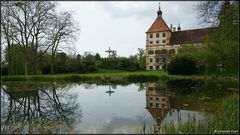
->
[41,65,51,74]
[100,57,139,71]
[124,75,159,83]
[87,65,98,72]
[95,53,101,61]
[99,58,118,69]
[167,79,199,95]
[3,47,146,75]
[1,65,8,75]
[167,55,198,75]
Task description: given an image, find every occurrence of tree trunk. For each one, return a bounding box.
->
[7,43,14,75]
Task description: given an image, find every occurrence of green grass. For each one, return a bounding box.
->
[2,69,238,82]
[2,70,170,82]
[164,94,239,134]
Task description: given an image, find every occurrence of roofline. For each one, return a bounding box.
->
[146,16,171,33]
[145,30,171,33]
[171,27,216,33]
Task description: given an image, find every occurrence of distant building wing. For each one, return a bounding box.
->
[169,27,216,45]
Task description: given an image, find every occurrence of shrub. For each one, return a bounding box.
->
[87,65,98,72]
[167,55,198,75]
[41,64,51,74]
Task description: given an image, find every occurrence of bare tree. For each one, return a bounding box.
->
[6,1,56,75]
[1,2,17,75]
[48,11,79,74]
[194,1,230,26]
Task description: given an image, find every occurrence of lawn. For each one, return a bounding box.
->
[1,70,169,82]
[2,69,238,82]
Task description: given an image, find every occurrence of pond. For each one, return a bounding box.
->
[1,79,238,134]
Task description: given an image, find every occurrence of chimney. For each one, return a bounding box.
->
[172,27,176,32]
[170,24,173,31]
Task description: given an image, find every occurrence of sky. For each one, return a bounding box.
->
[57,1,207,57]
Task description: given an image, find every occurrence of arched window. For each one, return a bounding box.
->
[155,50,160,54]
[160,49,167,54]
[148,50,154,54]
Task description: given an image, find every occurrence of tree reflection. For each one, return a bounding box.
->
[1,82,82,134]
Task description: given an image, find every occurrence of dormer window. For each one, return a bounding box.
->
[150,34,153,38]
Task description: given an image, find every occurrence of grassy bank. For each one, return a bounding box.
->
[165,94,239,134]
[1,70,171,83]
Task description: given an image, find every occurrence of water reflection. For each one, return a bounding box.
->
[145,83,175,133]
[144,79,238,133]
[105,85,115,96]
[1,82,82,134]
[1,79,237,134]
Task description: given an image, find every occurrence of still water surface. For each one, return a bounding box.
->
[1,80,237,134]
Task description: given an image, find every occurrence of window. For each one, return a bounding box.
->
[150,34,153,38]
[156,103,159,107]
[150,97,153,100]
[155,58,159,63]
[155,50,160,54]
[149,66,153,70]
[163,58,166,63]
[156,97,159,101]
[150,58,153,63]
[162,98,165,101]
[150,103,153,107]
[156,66,159,70]
[148,50,154,54]
[149,41,153,44]
[149,87,153,91]
[162,104,165,108]
[156,40,159,44]
[162,40,166,43]
[156,33,159,38]
[162,33,166,37]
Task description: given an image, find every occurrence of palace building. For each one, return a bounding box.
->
[145,5,215,70]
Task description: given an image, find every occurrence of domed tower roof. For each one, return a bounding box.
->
[146,3,171,33]
[157,2,162,16]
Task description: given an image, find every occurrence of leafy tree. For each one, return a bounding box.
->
[137,48,146,70]
[95,53,101,61]
[167,55,198,75]
[204,2,238,73]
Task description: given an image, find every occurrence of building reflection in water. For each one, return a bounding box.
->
[145,82,176,133]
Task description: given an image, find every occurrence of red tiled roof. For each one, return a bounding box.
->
[169,27,216,45]
[146,107,170,123]
[146,16,171,33]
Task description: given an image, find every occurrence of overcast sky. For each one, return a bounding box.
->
[57,1,207,57]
